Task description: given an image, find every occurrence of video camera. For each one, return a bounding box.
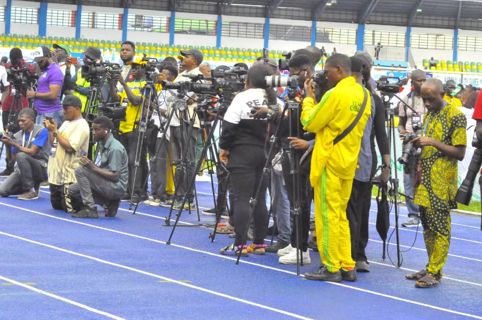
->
[6,65,38,92]
[81,61,121,83]
[398,114,422,165]
[377,76,403,94]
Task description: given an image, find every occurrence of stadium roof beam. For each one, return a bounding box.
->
[407,0,424,26]
[455,1,463,29]
[312,0,330,20]
[265,0,284,17]
[358,0,380,24]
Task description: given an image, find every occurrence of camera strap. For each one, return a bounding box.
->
[333,88,368,145]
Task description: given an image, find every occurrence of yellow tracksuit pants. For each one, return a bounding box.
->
[314,168,356,273]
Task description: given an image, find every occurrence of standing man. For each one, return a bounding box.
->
[1,48,32,176]
[443,80,463,108]
[301,54,371,282]
[69,116,128,218]
[168,49,203,209]
[406,78,466,288]
[45,95,90,211]
[398,70,427,227]
[0,108,50,199]
[119,41,136,88]
[26,46,64,126]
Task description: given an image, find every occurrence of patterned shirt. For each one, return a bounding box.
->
[414,103,467,210]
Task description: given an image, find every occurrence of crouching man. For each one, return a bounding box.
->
[0,108,50,199]
[69,116,128,218]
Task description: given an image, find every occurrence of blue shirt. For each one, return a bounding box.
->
[11,128,49,154]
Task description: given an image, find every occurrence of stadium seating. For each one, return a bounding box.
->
[0,34,328,67]
[422,58,481,73]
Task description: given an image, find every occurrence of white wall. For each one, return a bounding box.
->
[81,29,123,41]
[48,26,76,38]
[11,23,38,35]
[270,39,311,52]
[128,31,170,45]
[222,37,263,50]
[411,48,453,65]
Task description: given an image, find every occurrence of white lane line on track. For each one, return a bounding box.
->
[1,201,482,319]
[0,274,125,320]
[125,208,482,288]
[0,230,312,320]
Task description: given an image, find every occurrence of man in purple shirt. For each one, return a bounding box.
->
[26,46,64,126]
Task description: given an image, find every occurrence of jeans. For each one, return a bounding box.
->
[0,153,46,195]
[270,168,291,244]
[69,166,124,209]
[36,109,64,128]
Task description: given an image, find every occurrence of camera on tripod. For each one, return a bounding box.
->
[6,66,38,93]
[81,62,121,83]
[398,114,422,165]
[377,76,402,94]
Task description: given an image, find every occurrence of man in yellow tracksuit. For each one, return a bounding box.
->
[301,54,371,282]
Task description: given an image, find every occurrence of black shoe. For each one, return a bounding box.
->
[105,199,120,217]
[304,266,342,282]
[266,240,289,253]
[72,207,99,219]
[341,269,357,282]
[0,168,13,176]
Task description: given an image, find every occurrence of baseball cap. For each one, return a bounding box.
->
[179,49,203,65]
[62,95,83,109]
[53,43,69,54]
[31,46,51,59]
[84,47,102,61]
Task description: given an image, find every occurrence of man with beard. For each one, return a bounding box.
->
[26,46,64,126]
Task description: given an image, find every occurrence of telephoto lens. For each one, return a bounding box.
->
[455,148,482,205]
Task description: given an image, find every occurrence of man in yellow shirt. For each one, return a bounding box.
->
[301,54,371,282]
[443,80,462,108]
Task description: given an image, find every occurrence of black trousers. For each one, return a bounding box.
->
[119,130,148,197]
[2,111,14,172]
[282,152,313,251]
[228,145,268,246]
[347,179,373,262]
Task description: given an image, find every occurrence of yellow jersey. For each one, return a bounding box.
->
[118,80,146,134]
[301,76,371,184]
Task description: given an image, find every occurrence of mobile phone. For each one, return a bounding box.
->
[45,116,54,123]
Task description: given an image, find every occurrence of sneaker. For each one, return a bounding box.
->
[277,244,295,257]
[304,266,342,282]
[220,243,248,256]
[266,240,289,253]
[173,201,196,211]
[215,222,234,234]
[17,190,39,200]
[402,217,420,228]
[356,260,370,272]
[0,168,13,176]
[144,198,161,207]
[279,249,311,265]
[105,199,120,217]
[72,207,99,219]
[203,208,217,216]
[246,243,267,255]
[341,269,357,282]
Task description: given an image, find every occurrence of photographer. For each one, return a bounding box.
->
[218,63,278,256]
[111,61,147,202]
[119,41,136,87]
[26,46,64,126]
[167,49,203,210]
[398,70,426,227]
[302,54,371,282]
[1,48,33,176]
[46,95,90,211]
[71,47,111,112]
[406,78,466,288]
[69,116,128,218]
[0,108,49,200]
[346,54,390,273]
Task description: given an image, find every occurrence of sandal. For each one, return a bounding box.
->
[415,273,440,288]
[216,222,234,234]
[405,269,426,281]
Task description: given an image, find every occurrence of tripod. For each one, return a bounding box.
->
[166,91,234,244]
